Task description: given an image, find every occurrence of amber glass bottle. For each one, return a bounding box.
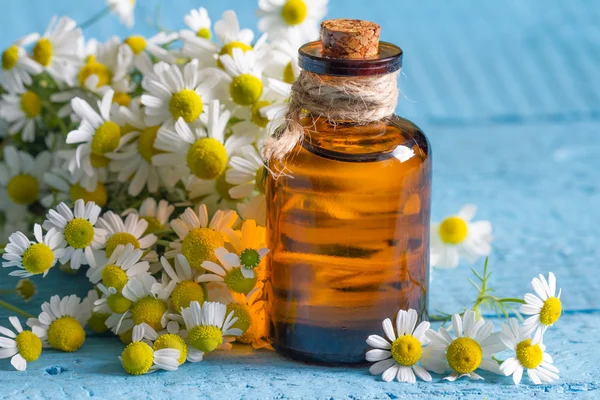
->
[266,20,431,364]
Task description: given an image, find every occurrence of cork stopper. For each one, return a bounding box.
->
[320,19,381,60]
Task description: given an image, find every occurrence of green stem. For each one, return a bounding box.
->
[200,282,208,302]
[0,299,34,319]
[79,7,111,30]
[492,355,505,365]
[497,298,526,304]
[157,240,171,247]
[42,99,68,135]
[0,289,16,295]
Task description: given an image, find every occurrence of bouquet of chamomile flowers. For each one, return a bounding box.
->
[0,0,326,374]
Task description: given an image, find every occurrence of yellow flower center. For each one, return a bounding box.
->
[223,267,257,294]
[7,174,39,205]
[226,303,251,334]
[137,125,162,163]
[87,312,110,334]
[390,334,422,366]
[16,278,36,301]
[251,100,270,128]
[255,165,266,194]
[197,28,211,39]
[439,216,469,245]
[170,280,205,312]
[32,38,53,66]
[187,325,223,353]
[515,339,543,369]
[78,56,113,88]
[186,138,228,180]
[70,182,107,207]
[153,333,188,365]
[101,264,129,291]
[141,216,163,235]
[112,91,131,107]
[47,316,86,352]
[91,121,121,156]
[217,41,252,68]
[2,45,19,70]
[121,341,153,375]
[131,296,167,331]
[21,243,55,275]
[20,91,42,118]
[105,232,140,258]
[283,61,296,83]
[107,293,132,314]
[281,0,308,26]
[63,218,95,249]
[214,172,235,202]
[229,74,263,106]
[119,328,133,345]
[124,36,147,55]
[89,153,112,168]
[446,337,482,374]
[239,248,261,269]
[169,89,203,123]
[181,227,225,269]
[15,331,42,362]
[539,297,562,326]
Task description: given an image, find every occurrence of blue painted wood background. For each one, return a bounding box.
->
[1,0,599,398]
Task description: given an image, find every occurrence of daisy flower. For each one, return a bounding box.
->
[96,211,158,258]
[15,278,37,302]
[0,39,43,92]
[226,144,267,224]
[268,37,302,84]
[0,88,43,142]
[422,310,505,381]
[43,165,108,207]
[180,301,242,360]
[27,294,90,352]
[2,223,66,278]
[218,48,266,108]
[365,309,432,383]
[498,318,559,385]
[228,219,270,280]
[182,7,212,40]
[227,288,272,349]
[257,0,327,43]
[132,322,189,366]
[107,100,178,196]
[0,146,51,216]
[141,59,217,126]
[430,204,492,268]
[167,204,238,270]
[28,16,83,85]
[106,0,136,29]
[160,255,205,312]
[42,199,107,269]
[199,247,258,295]
[119,324,181,376]
[85,289,110,334]
[520,272,562,344]
[87,243,150,291]
[122,32,177,74]
[122,197,175,235]
[0,316,43,371]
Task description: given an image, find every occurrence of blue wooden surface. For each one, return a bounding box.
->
[1,1,599,399]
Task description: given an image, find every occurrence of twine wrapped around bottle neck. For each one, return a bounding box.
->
[264,69,400,162]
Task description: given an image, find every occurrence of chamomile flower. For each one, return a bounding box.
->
[257,0,327,43]
[0,147,51,216]
[520,272,562,344]
[180,301,242,360]
[120,324,181,375]
[134,322,189,366]
[218,48,266,108]
[422,310,505,381]
[0,88,43,142]
[167,204,238,270]
[97,211,158,258]
[29,16,83,85]
[0,316,43,371]
[106,0,137,29]
[160,255,205,312]
[199,247,257,294]
[27,294,90,352]
[87,243,150,291]
[226,145,266,199]
[430,205,492,268]
[227,288,272,349]
[2,224,66,278]
[122,32,177,74]
[268,37,302,83]
[43,165,108,207]
[498,318,559,385]
[42,199,107,269]
[141,59,217,126]
[365,309,432,383]
[122,198,175,235]
[85,289,110,334]
[182,7,212,40]
[1,40,43,92]
[108,274,170,334]
[15,278,37,302]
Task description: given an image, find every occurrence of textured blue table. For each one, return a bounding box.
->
[1,1,599,399]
